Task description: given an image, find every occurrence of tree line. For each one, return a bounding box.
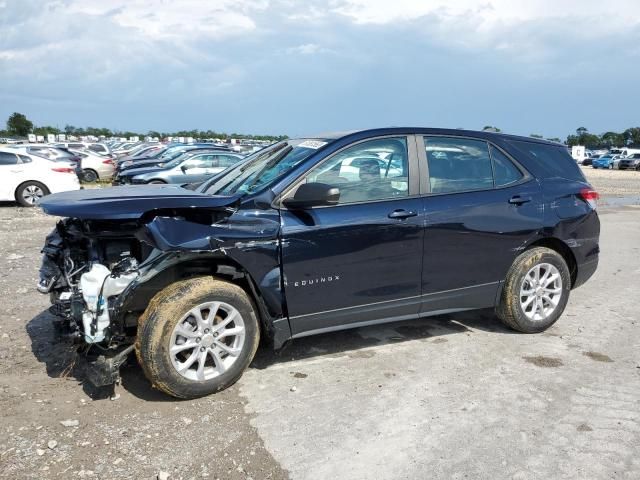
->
[1,112,288,142]
[4,112,639,147]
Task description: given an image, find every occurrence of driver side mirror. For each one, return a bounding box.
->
[180,165,188,173]
[283,182,340,209]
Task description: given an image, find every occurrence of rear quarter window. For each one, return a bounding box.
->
[507,140,586,182]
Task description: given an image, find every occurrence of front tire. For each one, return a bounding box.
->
[496,247,571,333]
[135,277,260,399]
[15,181,49,207]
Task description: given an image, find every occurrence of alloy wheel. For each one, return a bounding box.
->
[519,263,563,321]
[169,302,246,381]
[21,185,45,205]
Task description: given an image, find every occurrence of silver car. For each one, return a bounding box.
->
[128,152,244,184]
[69,148,116,181]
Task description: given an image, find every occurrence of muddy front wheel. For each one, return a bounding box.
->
[135,277,260,399]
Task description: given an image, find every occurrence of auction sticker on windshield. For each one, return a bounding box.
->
[298,140,328,149]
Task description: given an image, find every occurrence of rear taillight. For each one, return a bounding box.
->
[52,167,75,174]
[102,159,114,164]
[579,188,599,208]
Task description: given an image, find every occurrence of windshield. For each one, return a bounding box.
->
[162,153,198,168]
[158,146,194,160]
[201,139,326,196]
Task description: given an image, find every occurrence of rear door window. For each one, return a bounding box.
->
[424,137,493,193]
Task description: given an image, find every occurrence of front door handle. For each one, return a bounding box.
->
[508,195,532,205]
[388,209,418,219]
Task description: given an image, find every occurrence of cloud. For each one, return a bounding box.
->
[0,0,638,136]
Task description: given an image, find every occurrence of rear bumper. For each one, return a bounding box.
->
[574,256,598,289]
[48,175,81,194]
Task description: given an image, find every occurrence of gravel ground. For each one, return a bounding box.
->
[580,165,640,200]
[0,168,639,479]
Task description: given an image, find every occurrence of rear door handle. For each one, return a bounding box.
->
[388,209,418,219]
[508,195,532,205]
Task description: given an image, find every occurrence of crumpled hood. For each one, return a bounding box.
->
[39,185,241,220]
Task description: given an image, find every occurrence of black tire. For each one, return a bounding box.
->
[135,276,260,399]
[608,164,613,170]
[15,181,50,207]
[496,247,571,333]
[147,179,166,184]
[82,169,99,182]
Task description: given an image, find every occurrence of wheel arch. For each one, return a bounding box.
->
[83,168,99,180]
[14,180,50,203]
[526,237,578,287]
[114,254,289,348]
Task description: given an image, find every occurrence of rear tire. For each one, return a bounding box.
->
[82,169,99,182]
[496,247,571,333]
[135,277,260,399]
[15,181,49,207]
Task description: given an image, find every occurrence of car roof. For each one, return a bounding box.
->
[304,128,564,147]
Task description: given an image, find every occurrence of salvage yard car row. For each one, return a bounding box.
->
[0,140,251,206]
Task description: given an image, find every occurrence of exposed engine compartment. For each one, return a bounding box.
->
[39,218,147,345]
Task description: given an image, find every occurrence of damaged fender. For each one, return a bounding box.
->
[115,209,291,347]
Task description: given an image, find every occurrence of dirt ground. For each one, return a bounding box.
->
[0,167,639,479]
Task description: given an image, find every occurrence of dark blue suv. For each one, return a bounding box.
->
[38,128,600,398]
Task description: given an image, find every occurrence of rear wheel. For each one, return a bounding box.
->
[82,169,99,182]
[15,181,49,207]
[135,277,260,399]
[496,247,571,333]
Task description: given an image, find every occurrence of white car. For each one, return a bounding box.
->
[0,148,80,206]
[55,142,111,156]
[69,148,115,181]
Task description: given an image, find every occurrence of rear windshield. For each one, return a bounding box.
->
[507,140,585,182]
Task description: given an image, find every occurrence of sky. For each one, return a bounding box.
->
[0,0,639,138]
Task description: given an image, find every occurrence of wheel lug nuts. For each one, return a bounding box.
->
[204,329,210,334]
[196,337,201,343]
[200,347,205,352]
[213,332,218,337]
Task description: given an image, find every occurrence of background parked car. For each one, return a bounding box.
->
[591,154,617,169]
[617,153,640,170]
[116,145,230,173]
[118,151,244,185]
[0,148,80,206]
[54,142,111,156]
[582,154,599,166]
[69,148,116,181]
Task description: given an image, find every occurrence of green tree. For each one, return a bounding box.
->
[32,125,61,136]
[600,131,624,147]
[529,134,543,139]
[482,125,501,132]
[6,112,33,137]
[623,128,640,147]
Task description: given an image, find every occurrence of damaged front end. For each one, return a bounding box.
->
[39,217,149,385]
[37,186,283,387]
